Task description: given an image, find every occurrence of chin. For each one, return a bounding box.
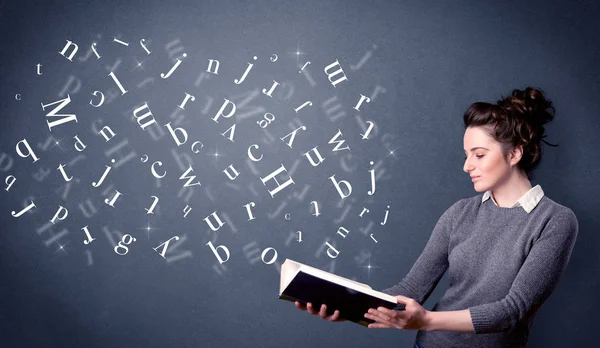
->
[472,182,488,192]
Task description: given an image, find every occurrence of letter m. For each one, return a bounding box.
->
[41,94,77,131]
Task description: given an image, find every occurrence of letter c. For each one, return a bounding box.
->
[15,94,21,100]
[191,141,204,154]
[247,144,263,162]
[284,213,291,220]
[151,161,166,178]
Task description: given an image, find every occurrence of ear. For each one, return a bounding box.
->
[509,145,523,166]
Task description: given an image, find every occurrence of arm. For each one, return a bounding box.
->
[423,309,474,332]
[366,296,475,332]
[467,209,579,334]
[381,200,462,306]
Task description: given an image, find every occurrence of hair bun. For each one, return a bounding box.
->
[498,87,555,128]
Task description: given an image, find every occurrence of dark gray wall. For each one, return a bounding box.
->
[1,0,598,347]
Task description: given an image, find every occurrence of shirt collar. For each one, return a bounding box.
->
[482,184,544,213]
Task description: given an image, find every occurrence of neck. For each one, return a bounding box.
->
[491,170,533,208]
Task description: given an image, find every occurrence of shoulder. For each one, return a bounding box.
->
[444,194,482,215]
[536,196,579,232]
[437,195,481,224]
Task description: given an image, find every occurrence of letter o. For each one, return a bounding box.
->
[261,247,278,265]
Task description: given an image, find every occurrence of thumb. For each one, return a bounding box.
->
[395,295,413,304]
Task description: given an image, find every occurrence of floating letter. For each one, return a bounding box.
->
[16,139,40,163]
[145,196,159,214]
[11,200,36,217]
[204,211,225,231]
[81,225,95,245]
[368,161,376,195]
[154,236,180,258]
[206,241,230,264]
[329,175,352,199]
[243,202,256,221]
[92,159,115,188]
[108,71,128,95]
[57,164,73,182]
[323,59,348,87]
[50,205,69,224]
[381,205,390,226]
[234,56,257,85]
[260,164,295,198]
[59,40,78,61]
[41,95,77,131]
[160,53,187,79]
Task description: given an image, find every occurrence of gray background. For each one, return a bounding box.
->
[1,0,598,347]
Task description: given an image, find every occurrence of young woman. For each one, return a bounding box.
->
[294,87,579,348]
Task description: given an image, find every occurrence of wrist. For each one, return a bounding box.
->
[423,310,435,331]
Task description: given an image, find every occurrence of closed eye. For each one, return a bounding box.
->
[464,155,485,160]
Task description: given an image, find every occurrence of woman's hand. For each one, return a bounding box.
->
[364,295,430,330]
[295,301,346,322]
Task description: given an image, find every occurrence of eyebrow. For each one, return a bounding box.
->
[463,147,490,153]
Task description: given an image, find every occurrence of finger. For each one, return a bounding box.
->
[319,304,328,318]
[367,322,393,329]
[306,302,318,315]
[329,309,341,321]
[366,314,403,330]
[376,307,400,319]
[377,307,393,314]
[295,301,306,310]
[395,295,412,305]
[367,309,389,322]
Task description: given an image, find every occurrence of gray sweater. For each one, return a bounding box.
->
[381,187,578,347]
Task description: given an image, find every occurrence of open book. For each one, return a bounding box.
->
[279,258,398,327]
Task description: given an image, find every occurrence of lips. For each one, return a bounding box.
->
[471,176,480,181]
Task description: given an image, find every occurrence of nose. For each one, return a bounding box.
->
[463,157,474,174]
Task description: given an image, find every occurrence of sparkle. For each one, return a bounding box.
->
[49,137,65,151]
[385,146,399,160]
[138,221,159,241]
[289,41,306,64]
[358,256,381,280]
[205,146,223,165]
[133,58,145,71]
[54,241,70,255]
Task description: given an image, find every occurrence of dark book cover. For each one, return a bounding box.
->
[280,270,401,327]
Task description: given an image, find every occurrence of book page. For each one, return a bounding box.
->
[280,259,302,294]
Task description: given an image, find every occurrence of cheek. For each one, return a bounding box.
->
[481,157,504,176]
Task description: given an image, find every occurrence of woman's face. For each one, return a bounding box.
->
[463,126,514,192]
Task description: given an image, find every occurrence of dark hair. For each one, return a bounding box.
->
[463,87,559,179]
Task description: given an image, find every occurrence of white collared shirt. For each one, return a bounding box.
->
[482,184,545,213]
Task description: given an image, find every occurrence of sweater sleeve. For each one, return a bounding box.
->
[381,200,461,306]
[468,208,579,334]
